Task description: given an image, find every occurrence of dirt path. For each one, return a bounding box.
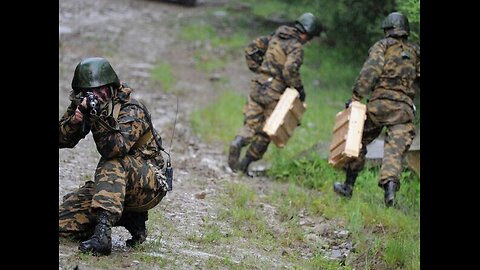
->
[59,1,352,269]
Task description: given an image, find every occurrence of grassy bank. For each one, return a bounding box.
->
[185,2,420,269]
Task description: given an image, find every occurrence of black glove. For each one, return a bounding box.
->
[345,99,352,109]
[297,87,306,102]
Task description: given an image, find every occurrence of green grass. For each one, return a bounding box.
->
[190,90,245,149]
[269,158,420,269]
[302,253,353,270]
[180,21,250,73]
[188,58,421,270]
[204,256,238,269]
[151,62,174,92]
[218,182,267,236]
[187,217,226,245]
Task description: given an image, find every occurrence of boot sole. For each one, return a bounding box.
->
[79,245,112,256]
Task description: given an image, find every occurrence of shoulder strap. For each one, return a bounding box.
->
[112,103,121,120]
[130,129,153,151]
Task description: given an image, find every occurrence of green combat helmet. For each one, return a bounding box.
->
[71,57,120,94]
[382,12,410,37]
[295,12,321,38]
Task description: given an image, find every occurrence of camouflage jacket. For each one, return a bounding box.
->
[351,36,420,108]
[245,25,305,92]
[59,85,163,164]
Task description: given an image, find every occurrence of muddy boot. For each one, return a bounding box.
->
[333,169,358,198]
[228,136,245,171]
[124,211,148,248]
[239,154,254,177]
[79,211,113,256]
[383,180,399,207]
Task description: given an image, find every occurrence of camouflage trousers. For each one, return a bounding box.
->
[344,99,416,187]
[59,154,167,239]
[237,79,282,160]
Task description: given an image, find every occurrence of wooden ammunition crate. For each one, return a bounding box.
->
[328,101,367,169]
[263,87,306,148]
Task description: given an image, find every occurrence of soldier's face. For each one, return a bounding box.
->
[83,86,110,103]
[299,33,310,44]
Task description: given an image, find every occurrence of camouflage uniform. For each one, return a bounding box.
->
[228,13,320,175]
[59,84,167,240]
[345,34,420,188]
[237,25,306,162]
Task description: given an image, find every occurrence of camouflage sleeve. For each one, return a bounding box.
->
[283,41,304,90]
[91,104,150,159]
[245,34,271,73]
[351,40,386,101]
[59,102,88,148]
[415,44,420,78]
[414,43,420,90]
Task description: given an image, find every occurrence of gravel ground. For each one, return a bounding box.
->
[59,0,353,268]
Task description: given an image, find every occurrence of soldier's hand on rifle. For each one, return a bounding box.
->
[297,86,306,102]
[345,99,352,109]
[72,98,87,124]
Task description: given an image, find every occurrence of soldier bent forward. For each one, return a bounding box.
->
[59,57,169,255]
[228,12,321,176]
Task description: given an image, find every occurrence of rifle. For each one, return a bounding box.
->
[79,91,100,133]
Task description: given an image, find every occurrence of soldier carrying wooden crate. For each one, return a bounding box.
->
[227,12,321,176]
[333,12,420,207]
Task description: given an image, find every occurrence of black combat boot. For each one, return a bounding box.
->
[228,136,245,171]
[124,212,148,248]
[79,211,113,256]
[333,169,358,198]
[383,180,399,207]
[238,154,255,177]
[115,211,148,248]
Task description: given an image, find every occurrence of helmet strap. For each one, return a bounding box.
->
[109,85,116,99]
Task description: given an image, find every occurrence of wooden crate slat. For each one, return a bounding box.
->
[328,101,367,168]
[263,88,306,148]
[332,108,350,132]
[329,124,348,151]
[329,140,346,160]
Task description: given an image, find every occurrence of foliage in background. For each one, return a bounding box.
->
[243,0,419,62]
[397,0,420,42]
